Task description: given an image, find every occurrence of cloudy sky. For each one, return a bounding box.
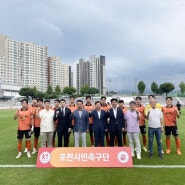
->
[1,0,185,91]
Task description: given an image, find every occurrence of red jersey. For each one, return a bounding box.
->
[162,105,179,126]
[17,108,33,130]
[135,104,145,126]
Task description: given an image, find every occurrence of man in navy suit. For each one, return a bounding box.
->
[54,99,72,147]
[108,98,125,147]
[91,101,108,146]
[72,100,89,147]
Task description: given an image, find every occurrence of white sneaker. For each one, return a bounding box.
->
[31,148,37,155]
[137,154,141,159]
[16,152,22,159]
[143,147,148,152]
[24,148,28,153]
[27,152,31,158]
[132,153,135,157]
[162,150,164,154]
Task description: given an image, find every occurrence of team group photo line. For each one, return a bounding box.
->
[14,95,182,160]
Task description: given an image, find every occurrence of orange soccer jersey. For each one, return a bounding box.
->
[67,104,77,125]
[135,104,145,126]
[84,104,95,124]
[162,106,178,126]
[33,106,44,127]
[101,104,111,112]
[17,109,33,130]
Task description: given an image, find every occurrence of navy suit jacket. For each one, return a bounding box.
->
[72,109,89,132]
[108,107,125,132]
[54,107,72,132]
[91,109,108,132]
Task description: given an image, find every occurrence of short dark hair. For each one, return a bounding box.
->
[118,100,124,103]
[95,101,101,105]
[111,98,118,102]
[32,97,37,100]
[69,95,75,99]
[86,95,91,99]
[166,96,172,101]
[148,95,155,98]
[76,99,83,104]
[44,99,50,103]
[37,98,43,102]
[130,101,136,105]
[135,96,142,100]
[101,96,106,100]
[60,99,66,102]
[21,99,28,104]
[54,99,60,103]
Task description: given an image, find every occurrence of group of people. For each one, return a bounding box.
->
[14,95,182,160]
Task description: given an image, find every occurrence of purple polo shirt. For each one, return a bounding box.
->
[125,110,140,133]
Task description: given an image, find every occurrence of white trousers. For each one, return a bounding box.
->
[74,131,86,147]
[127,132,141,155]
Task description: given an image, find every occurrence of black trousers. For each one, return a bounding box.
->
[57,130,69,147]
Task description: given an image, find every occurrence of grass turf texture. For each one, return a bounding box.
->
[0,109,185,185]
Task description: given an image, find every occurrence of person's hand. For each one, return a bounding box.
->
[122,128,125,132]
[68,128,72,133]
[86,130,89,133]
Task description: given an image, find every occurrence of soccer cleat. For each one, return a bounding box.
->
[143,147,147,152]
[162,150,164,154]
[24,148,28,153]
[16,152,22,159]
[27,152,31,158]
[31,148,37,155]
[166,149,171,154]
[177,150,182,155]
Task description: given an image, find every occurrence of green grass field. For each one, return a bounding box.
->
[0,109,185,185]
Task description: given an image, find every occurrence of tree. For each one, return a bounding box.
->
[159,82,175,96]
[179,82,185,96]
[151,81,158,95]
[89,87,99,95]
[46,85,53,95]
[55,85,61,97]
[80,84,90,96]
[63,86,76,95]
[137,81,146,95]
[19,87,35,98]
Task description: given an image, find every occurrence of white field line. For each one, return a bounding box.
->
[1,165,185,168]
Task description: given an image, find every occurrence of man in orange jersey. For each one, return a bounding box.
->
[51,99,60,147]
[135,97,147,152]
[24,97,37,153]
[118,100,127,146]
[14,99,33,158]
[66,95,77,146]
[31,98,44,154]
[100,96,111,146]
[84,95,95,146]
[162,97,181,155]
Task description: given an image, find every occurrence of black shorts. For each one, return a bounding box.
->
[139,125,146,134]
[165,126,178,136]
[34,127,40,138]
[17,130,32,139]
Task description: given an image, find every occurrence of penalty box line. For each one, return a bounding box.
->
[1,165,185,168]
